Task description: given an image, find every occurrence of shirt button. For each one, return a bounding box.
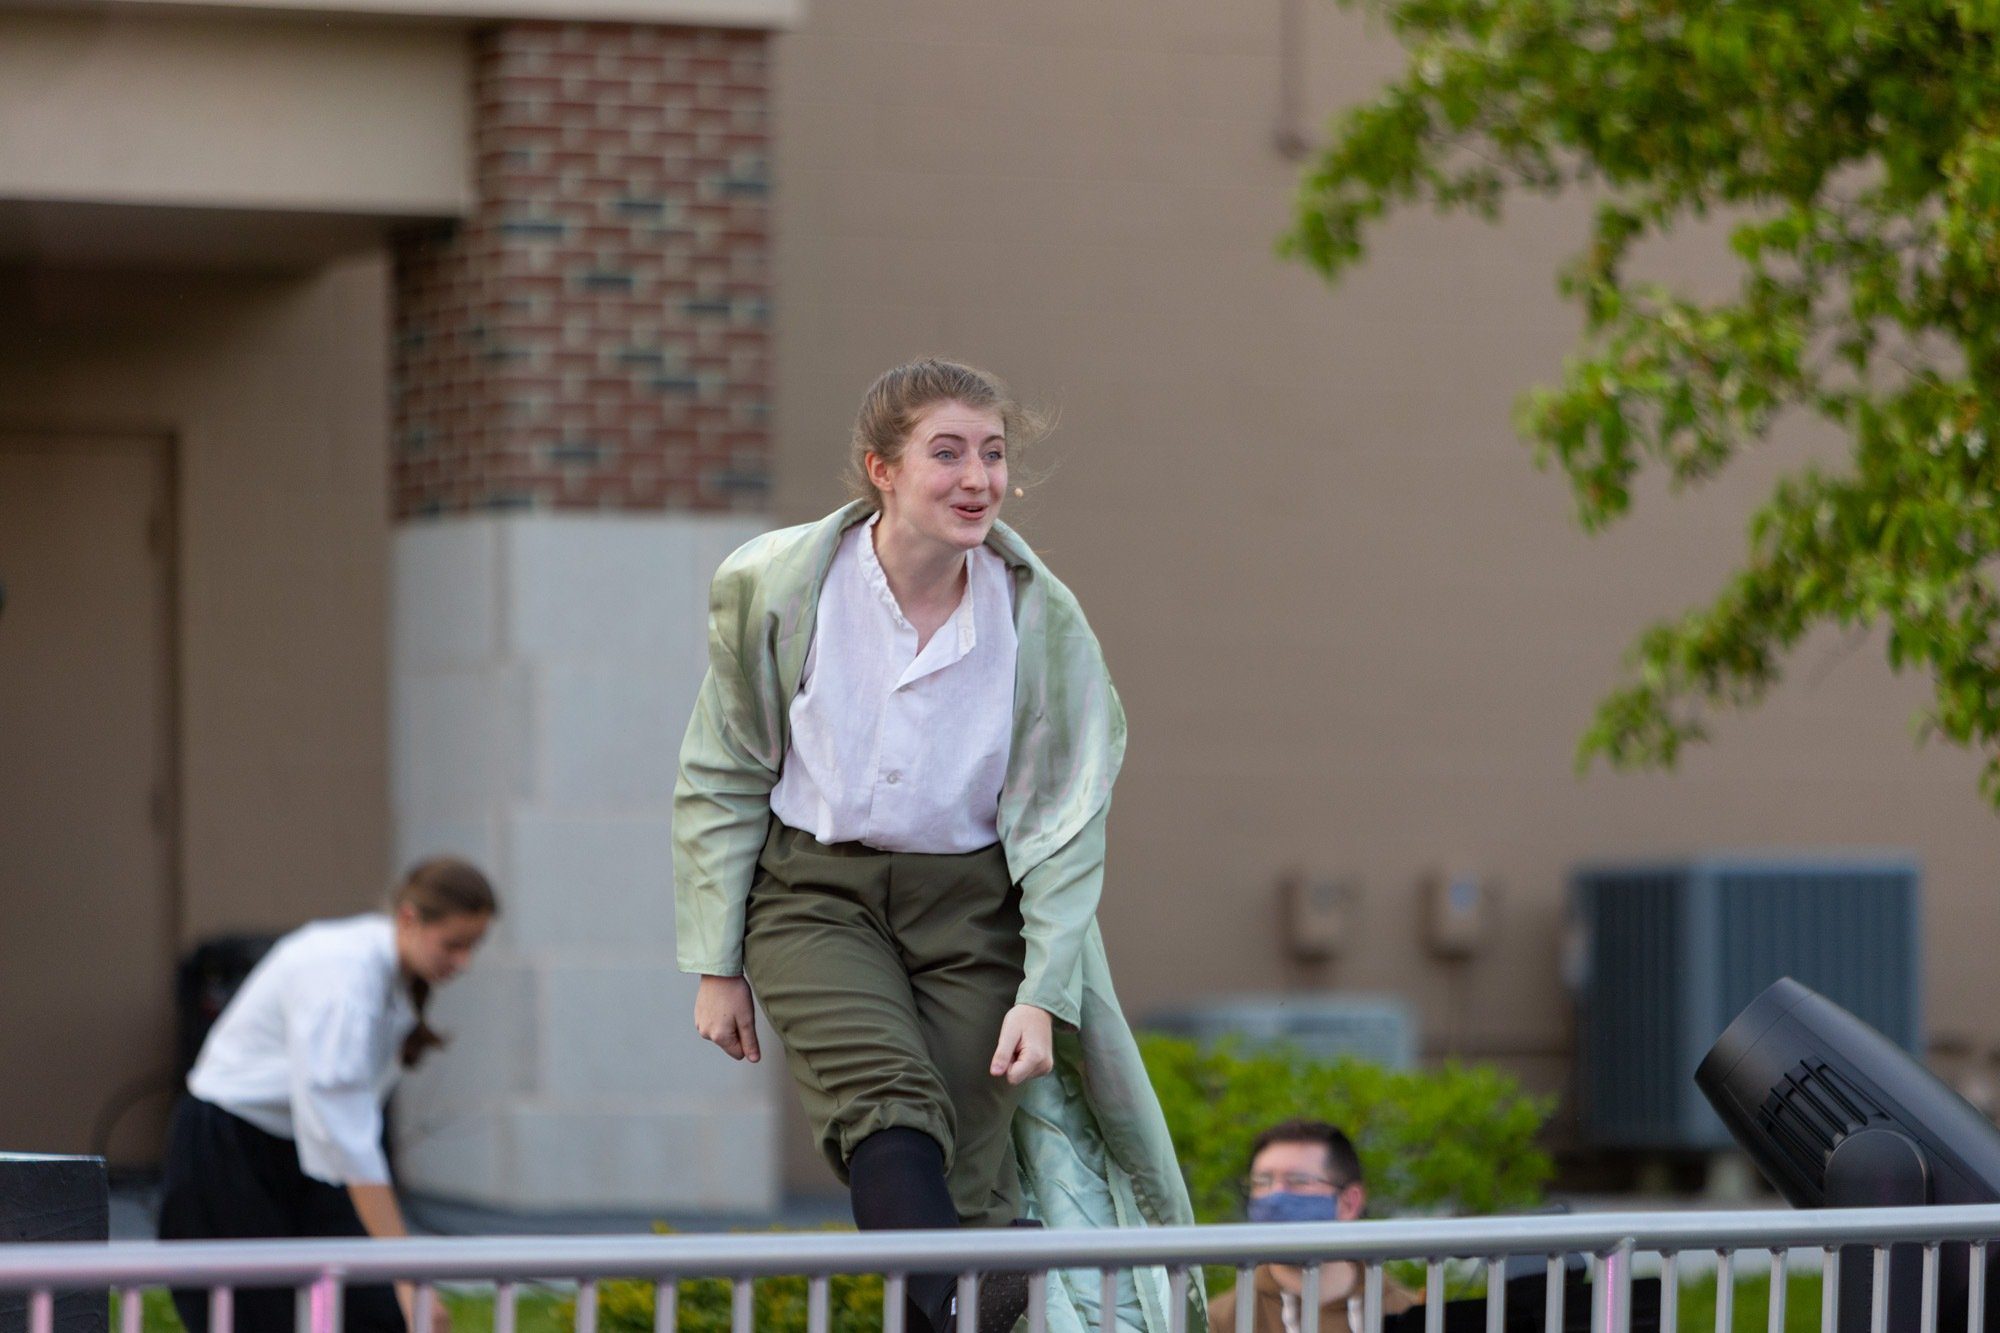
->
[885,771,901,785]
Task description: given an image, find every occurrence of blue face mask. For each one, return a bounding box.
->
[1246,1192,1341,1224]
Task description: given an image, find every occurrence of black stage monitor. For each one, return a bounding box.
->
[1697,977,2000,1333]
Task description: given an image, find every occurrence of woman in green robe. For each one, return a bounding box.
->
[673,359,1202,1333]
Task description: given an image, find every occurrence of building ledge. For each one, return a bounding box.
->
[2,0,800,27]
[0,196,439,270]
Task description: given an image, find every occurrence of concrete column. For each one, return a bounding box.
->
[386,21,781,1214]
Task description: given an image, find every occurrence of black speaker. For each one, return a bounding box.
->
[1698,978,2000,1333]
[0,1154,107,1333]
[175,934,279,1077]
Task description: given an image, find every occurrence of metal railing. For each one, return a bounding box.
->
[7,1204,2000,1333]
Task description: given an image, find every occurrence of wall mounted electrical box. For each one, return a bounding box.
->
[1422,869,1493,959]
[1279,872,1355,962]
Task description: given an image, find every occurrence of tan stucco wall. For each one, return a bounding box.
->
[0,256,394,940]
[0,7,470,215]
[770,0,2000,1158]
[1,0,1982,1195]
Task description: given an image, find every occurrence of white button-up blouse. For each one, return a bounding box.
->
[769,512,1018,853]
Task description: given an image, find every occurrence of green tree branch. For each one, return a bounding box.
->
[1287,0,2000,800]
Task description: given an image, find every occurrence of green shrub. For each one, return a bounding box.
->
[566,1228,884,1333]
[1141,1034,1556,1299]
[583,1271,884,1333]
[112,1287,186,1333]
[441,1287,576,1333]
[1138,1034,1556,1224]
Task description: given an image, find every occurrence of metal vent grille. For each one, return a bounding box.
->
[1575,857,1920,1150]
[1759,1059,1878,1187]
[1716,870,1920,1055]
[1577,870,1685,1145]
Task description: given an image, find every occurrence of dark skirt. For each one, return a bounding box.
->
[157,1096,407,1333]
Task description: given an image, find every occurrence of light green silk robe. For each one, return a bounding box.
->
[673,502,1204,1333]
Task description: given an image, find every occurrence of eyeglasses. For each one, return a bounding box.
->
[1242,1171,1350,1196]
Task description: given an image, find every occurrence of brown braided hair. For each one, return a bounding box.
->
[394,857,498,1068]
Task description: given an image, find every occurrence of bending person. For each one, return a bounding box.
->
[160,858,498,1333]
[675,358,1199,1333]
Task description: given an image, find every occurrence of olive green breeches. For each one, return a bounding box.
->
[743,821,1028,1228]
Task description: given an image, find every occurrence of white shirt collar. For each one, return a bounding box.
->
[857,510,912,629]
[858,511,981,686]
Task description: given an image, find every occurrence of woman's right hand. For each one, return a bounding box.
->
[694,974,761,1062]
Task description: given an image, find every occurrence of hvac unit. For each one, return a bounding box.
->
[1572,855,1921,1150]
[1142,994,1417,1069]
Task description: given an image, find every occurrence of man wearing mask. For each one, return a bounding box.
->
[1211,1120,1421,1333]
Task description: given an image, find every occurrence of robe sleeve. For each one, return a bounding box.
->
[672,660,779,976]
[672,537,790,977]
[1013,798,1112,1028]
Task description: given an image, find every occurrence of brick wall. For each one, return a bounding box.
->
[392,22,771,517]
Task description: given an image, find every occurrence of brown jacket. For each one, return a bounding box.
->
[1208,1265,1419,1333]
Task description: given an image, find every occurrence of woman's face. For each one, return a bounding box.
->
[870,399,1008,553]
[395,907,492,986]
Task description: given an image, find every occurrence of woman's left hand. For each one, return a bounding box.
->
[990,1004,1055,1085]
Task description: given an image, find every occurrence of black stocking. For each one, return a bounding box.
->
[849,1127,960,1332]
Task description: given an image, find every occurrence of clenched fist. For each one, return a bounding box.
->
[695,974,761,1062]
[989,1004,1054,1085]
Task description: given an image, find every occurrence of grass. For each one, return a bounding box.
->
[1677,1271,1824,1333]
